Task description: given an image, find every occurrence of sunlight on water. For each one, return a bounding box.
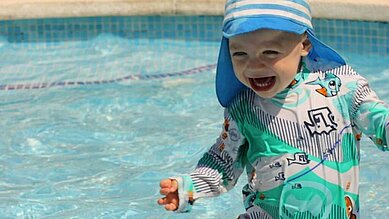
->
[0,34,388,218]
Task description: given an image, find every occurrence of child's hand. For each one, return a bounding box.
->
[158,179,179,211]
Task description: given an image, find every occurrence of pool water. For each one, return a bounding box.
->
[0,34,388,218]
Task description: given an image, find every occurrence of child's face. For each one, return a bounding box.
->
[229,29,311,99]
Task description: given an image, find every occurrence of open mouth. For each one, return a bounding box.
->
[249,76,276,92]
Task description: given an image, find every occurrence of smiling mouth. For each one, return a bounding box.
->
[249,76,276,92]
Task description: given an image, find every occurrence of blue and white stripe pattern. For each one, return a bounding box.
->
[223,0,313,29]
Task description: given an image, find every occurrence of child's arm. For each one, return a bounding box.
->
[352,77,389,150]
[158,109,247,212]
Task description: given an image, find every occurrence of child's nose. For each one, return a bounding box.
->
[247,57,266,70]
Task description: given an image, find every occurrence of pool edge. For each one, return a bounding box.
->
[0,0,388,22]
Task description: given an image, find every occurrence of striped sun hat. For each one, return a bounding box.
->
[216,0,346,107]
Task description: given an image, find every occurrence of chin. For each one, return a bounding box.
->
[253,91,277,99]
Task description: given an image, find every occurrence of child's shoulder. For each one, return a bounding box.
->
[321,64,359,77]
[309,64,367,86]
[319,64,370,86]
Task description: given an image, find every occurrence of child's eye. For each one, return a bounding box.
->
[232,51,247,57]
[263,50,279,56]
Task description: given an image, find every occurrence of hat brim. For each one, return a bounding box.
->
[216,36,246,108]
[305,29,346,72]
[215,18,345,107]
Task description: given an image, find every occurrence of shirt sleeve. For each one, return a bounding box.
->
[351,77,389,151]
[173,108,247,212]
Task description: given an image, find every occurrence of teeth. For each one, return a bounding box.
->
[253,77,273,87]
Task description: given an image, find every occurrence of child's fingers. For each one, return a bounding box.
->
[157,197,176,205]
[159,179,173,188]
[160,187,172,195]
[160,179,178,194]
[157,197,166,205]
[170,179,178,192]
[157,198,178,211]
[164,203,178,211]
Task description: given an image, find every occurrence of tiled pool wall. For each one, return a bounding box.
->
[313,19,389,55]
[0,16,388,55]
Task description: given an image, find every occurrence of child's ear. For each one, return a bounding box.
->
[301,37,312,56]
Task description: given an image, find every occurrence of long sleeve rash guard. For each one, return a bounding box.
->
[172,65,389,218]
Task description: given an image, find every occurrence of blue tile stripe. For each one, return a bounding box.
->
[0,64,216,91]
[0,16,388,55]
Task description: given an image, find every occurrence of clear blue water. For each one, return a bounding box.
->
[0,34,388,218]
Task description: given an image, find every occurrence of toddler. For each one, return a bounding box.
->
[158,0,389,218]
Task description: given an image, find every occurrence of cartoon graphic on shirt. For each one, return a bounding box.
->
[292,183,302,189]
[188,191,195,205]
[355,133,362,141]
[219,119,231,151]
[275,172,286,181]
[304,107,338,136]
[221,118,230,140]
[307,73,341,97]
[345,196,357,219]
[218,142,225,152]
[269,161,282,168]
[287,152,310,165]
[288,79,299,88]
[250,169,256,182]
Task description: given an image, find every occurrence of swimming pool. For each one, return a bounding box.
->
[0,16,388,218]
